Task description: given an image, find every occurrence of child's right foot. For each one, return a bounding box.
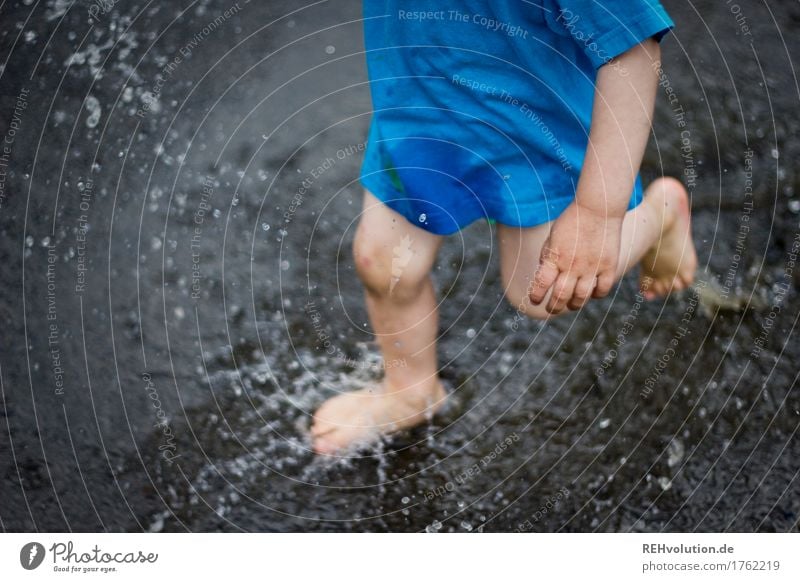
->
[639,178,698,300]
[310,378,447,455]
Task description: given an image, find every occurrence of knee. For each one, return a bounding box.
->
[353,230,428,302]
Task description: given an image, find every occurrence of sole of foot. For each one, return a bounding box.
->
[310,379,448,456]
[639,177,698,300]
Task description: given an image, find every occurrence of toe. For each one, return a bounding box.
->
[648,281,662,299]
[313,434,339,455]
[310,415,330,437]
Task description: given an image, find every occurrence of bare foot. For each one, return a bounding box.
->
[639,178,698,300]
[310,379,447,455]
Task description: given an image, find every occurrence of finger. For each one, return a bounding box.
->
[592,270,615,299]
[568,275,596,310]
[529,244,559,305]
[547,272,577,314]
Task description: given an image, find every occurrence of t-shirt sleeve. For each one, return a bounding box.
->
[547,0,674,68]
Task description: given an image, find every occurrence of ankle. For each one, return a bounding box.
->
[645,187,678,234]
[648,177,687,231]
[382,376,443,398]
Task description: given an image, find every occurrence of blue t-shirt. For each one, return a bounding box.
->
[360,0,674,235]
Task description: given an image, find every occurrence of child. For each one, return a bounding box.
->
[311,0,697,455]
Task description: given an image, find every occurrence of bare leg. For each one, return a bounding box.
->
[500,177,698,317]
[311,190,447,455]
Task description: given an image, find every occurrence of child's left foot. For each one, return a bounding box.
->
[310,378,447,455]
[639,178,698,300]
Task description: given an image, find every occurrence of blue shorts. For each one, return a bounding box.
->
[360,0,673,235]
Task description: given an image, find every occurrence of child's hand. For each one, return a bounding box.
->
[527,39,661,314]
[529,201,623,314]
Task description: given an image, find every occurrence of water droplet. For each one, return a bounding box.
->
[667,439,684,468]
[466,328,476,338]
[418,213,427,223]
[262,223,270,231]
[325,45,335,55]
[401,496,410,504]
[425,519,442,532]
[84,95,101,128]
[598,418,611,429]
